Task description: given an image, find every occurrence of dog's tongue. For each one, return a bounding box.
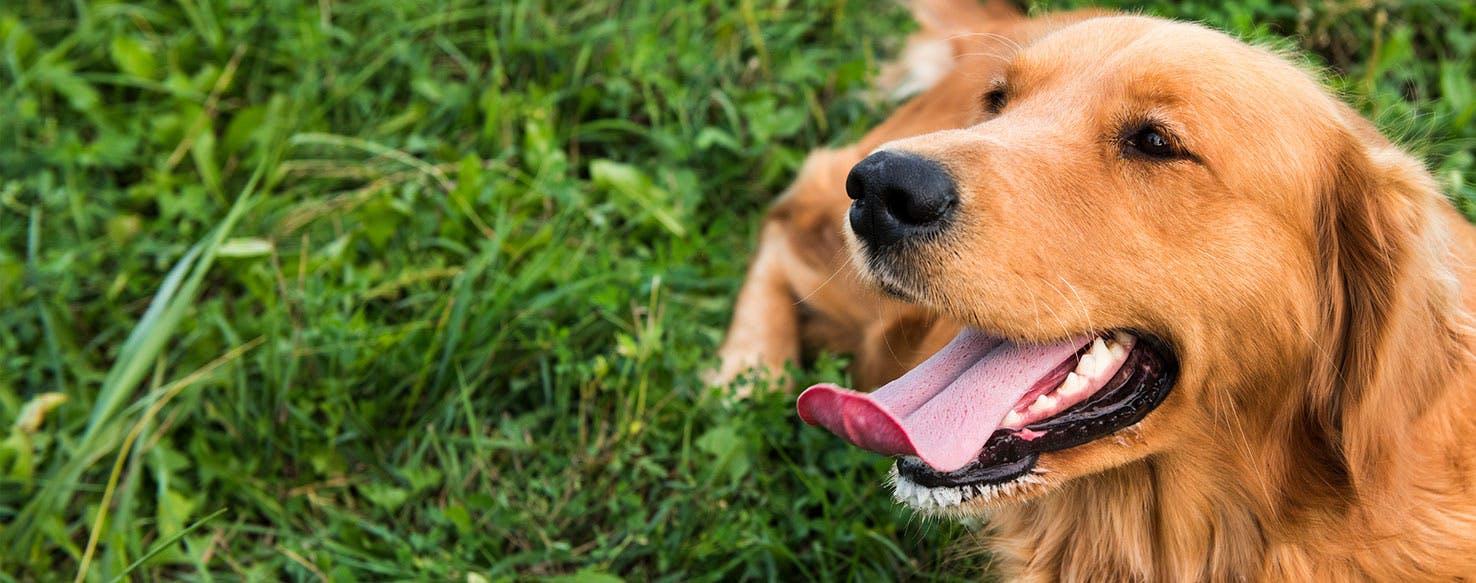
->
[797,329,1089,472]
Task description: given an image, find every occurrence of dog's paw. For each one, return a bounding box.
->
[704,357,791,400]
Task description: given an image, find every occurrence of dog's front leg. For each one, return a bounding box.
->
[709,222,802,394]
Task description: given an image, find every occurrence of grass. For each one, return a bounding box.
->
[0,0,1471,580]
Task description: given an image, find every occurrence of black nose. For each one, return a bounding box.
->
[846,150,958,247]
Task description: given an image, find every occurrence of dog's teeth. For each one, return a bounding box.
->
[1110,333,1133,359]
[1002,410,1024,427]
[1030,394,1057,414]
[1090,338,1112,370]
[1059,372,1087,397]
[1076,354,1096,376]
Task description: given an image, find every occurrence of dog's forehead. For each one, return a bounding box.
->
[1013,17,1266,93]
[1003,16,1336,139]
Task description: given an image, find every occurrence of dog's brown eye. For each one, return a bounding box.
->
[1125,125,1181,159]
[982,89,1008,114]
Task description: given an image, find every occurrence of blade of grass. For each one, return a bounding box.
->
[83,156,273,444]
[105,508,229,583]
[73,338,263,581]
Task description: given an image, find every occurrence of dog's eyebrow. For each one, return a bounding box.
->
[1124,91,1185,111]
[1000,56,1045,88]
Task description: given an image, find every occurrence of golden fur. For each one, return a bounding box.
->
[716,1,1476,580]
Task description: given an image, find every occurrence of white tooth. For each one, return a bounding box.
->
[1114,330,1135,346]
[1029,394,1057,414]
[1076,354,1096,376]
[1002,410,1024,427]
[1090,338,1112,368]
[1060,372,1087,397]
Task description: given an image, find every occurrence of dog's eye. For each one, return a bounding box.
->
[1124,125,1183,160]
[982,89,1008,114]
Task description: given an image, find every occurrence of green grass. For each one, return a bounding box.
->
[0,0,1471,580]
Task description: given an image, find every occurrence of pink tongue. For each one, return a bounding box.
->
[797,329,1090,472]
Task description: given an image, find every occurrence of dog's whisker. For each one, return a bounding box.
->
[1045,275,1095,339]
[951,52,1016,67]
[1012,272,1070,343]
[944,31,1024,54]
[793,258,849,307]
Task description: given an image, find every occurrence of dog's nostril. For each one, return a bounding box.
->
[846,150,959,246]
[884,184,953,226]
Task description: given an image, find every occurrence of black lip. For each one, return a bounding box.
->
[896,333,1179,489]
[897,453,1039,489]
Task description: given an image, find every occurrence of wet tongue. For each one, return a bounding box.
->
[797,329,1090,472]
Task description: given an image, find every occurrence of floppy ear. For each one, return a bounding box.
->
[1307,129,1453,492]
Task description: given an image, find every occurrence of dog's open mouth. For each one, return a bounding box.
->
[796,328,1177,499]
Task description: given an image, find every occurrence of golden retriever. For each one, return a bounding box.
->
[715,1,1476,580]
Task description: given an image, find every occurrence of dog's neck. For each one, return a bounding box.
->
[986,201,1476,581]
[989,413,1476,582]
[986,458,1266,581]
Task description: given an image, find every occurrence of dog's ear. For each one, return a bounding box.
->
[1307,124,1450,493]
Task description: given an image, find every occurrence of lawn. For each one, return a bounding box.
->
[1,0,1472,580]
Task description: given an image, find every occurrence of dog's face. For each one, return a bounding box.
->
[809,16,1390,512]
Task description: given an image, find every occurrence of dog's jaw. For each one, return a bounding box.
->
[889,462,1053,512]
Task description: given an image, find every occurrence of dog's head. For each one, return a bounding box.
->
[798,16,1451,514]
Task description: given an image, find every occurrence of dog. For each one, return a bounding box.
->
[715,1,1476,580]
